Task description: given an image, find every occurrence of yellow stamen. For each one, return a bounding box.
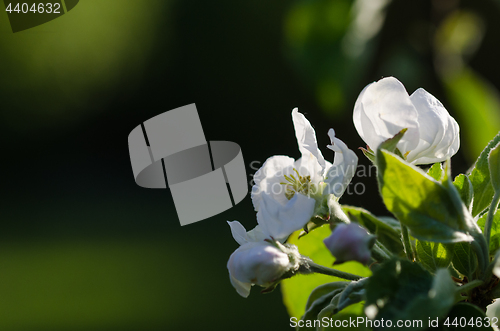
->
[280,168,316,200]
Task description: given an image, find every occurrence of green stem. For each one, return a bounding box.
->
[457,279,483,294]
[401,225,414,261]
[484,192,500,250]
[376,240,393,257]
[471,238,487,278]
[327,197,351,224]
[372,243,391,263]
[307,261,363,281]
[483,250,500,282]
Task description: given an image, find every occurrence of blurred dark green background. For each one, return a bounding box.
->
[1,0,500,330]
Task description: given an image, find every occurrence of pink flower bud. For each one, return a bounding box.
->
[323,223,375,265]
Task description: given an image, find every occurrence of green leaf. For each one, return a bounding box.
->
[415,240,454,273]
[300,288,344,330]
[315,292,342,327]
[360,147,375,163]
[342,206,400,234]
[445,303,493,330]
[451,242,478,280]
[469,131,500,216]
[304,282,348,312]
[379,128,408,154]
[281,225,371,320]
[442,160,481,235]
[365,259,433,317]
[477,211,500,257]
[489,141,500,194]
[428,163,444,182]
[453,174,473,211]
[299,282,352,330]
[397,269,455,322]
[342,205,403,254]
[334,279,366,313]
[317,278,366,320]
[365,259,454,328]
[376,150,473,243]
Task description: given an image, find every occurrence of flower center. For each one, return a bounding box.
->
[280,168,317,200]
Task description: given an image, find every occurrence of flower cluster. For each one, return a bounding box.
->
[227,108,359,296]
[227,76,465,301]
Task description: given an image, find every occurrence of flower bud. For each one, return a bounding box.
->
[227,241,299,297]
[353,77,459,165]
[323,223,375,265]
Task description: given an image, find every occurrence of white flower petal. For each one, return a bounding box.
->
[227,221,269,245]
[324,129,359,198]
[353,77,420,154]
[407,88,460,164]
[256,193,316,242]
[227,221,251,245]
[246,225,268,243]
[251,155,296,211]
[227,221,270,245]
[353,83,383,149]
[229,273,252,298]
[293,154,324,185]
[292,108,326,170]
[486,300,500,320]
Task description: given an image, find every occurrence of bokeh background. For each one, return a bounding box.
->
[1,0,500,330]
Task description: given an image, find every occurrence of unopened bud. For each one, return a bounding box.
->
[323,223,376,265]
[227,241,300,297]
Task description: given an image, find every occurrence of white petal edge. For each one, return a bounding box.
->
[407,88,460,164]
[229,272,252,298]
[227,221,250,245]
[324,129,359,198]
[227,221,270,245]
[292,108,326,170]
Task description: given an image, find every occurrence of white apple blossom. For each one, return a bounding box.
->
[251,109,358,242]
[353,76,460,165]
[226,221,300,297]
